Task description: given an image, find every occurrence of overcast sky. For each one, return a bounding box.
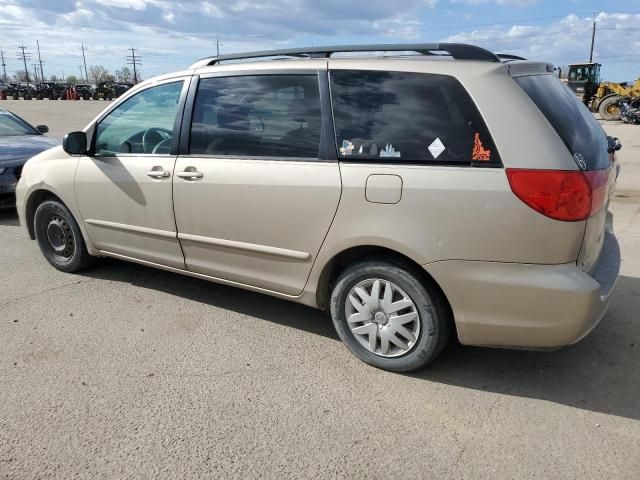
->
[0,0,638,82]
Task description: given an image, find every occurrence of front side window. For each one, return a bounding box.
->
[94,81,184,156]
[0,112,38,136]
[330,70,499,165]
[190,75,322,158]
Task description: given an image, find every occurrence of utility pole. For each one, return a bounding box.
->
[78,65,84,82]
[17,45,31,84]
[126,47,142,84]
[0,48,7,82]
[589,13,596,63]
[216,33,220,57]
[32,63,39,83]
[81,43,89,83]
[36,40,45,82]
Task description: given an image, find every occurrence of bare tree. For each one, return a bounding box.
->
[87,65,111,84]
[119,66,133,83]
[15,70,29,82]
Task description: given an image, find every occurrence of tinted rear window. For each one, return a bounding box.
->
[514,74,609,170]
[330,70,500,165]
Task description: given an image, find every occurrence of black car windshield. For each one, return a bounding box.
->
[0,112,38,136]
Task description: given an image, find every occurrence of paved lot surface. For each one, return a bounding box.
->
[2,99,112,139]
[1,100,639,479]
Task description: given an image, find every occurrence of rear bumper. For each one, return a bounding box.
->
[426,231,620,348]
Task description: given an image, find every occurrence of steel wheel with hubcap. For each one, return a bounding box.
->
[331,260,451,372]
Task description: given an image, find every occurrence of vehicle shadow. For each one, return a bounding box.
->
[0,208,20,226]
[417,274,640,421]
[81,259,640,420]
[82,258,338,340]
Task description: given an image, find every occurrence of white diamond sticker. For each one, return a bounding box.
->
[428,138,446,159]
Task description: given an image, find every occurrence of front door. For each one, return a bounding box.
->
[173,72,341,295]
[75,79,188,268]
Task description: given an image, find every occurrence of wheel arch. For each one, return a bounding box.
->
[24,189,65,239]
[314,244,454,325]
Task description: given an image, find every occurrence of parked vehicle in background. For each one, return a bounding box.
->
[74,84,95,100]
[93,82,115,101]
[113,83,134,98]
[565,62,640,120]
[0,109,58,208]
[16,43,622,372]
[34,83,67,100]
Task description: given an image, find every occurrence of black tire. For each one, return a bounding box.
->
[330,260,451,372]
[598,95,621,121]
[34,200,95,273]
[83,93,91,101]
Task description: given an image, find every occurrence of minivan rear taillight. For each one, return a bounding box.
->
[506,169,608,222]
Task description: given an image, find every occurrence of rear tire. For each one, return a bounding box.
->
[330,260,451,372]
[598,95,621,121]
[34,200,95,273]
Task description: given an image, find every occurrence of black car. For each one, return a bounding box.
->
[0,109,59,208]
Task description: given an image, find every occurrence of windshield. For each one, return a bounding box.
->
[0,112,38,136]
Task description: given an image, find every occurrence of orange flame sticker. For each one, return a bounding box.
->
[472,133,491,161]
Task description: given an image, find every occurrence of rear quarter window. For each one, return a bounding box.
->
[330,70,500,166]
[514,74,609,171]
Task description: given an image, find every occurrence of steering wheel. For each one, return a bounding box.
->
[142,127,172,154]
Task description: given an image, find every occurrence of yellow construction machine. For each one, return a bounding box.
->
[566,63,640,120]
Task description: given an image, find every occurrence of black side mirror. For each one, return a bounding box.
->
[36,125,49,134]
[63,131,88,155]
[607,136,622,154]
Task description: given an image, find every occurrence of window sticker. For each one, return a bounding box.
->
[428,138,446,159]
[380,143,401,158]
[340,140,354,156]
[472,133,491,161]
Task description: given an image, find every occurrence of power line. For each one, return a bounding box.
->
[0,48,7,82]
[16,45,32,84]
[126,46,142,83]
[448,28,592,43]
[36,40,45,82]
[81,43,89,83]
[420,9,640,34]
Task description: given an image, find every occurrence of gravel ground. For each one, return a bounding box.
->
[1,100,639,479]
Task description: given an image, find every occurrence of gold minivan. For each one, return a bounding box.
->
[16,44,622,371]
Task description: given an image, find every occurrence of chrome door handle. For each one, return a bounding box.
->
[146,170,170,178]
[176,171,204,180]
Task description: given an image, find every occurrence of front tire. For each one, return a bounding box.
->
[330,261,451,372]
[598,95,621,121]
[34,200,95,272]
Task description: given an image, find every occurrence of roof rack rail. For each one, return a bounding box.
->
[496,53,527,62]
[189,43,501,68]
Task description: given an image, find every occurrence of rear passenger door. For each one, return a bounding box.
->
[173,70,341,296]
